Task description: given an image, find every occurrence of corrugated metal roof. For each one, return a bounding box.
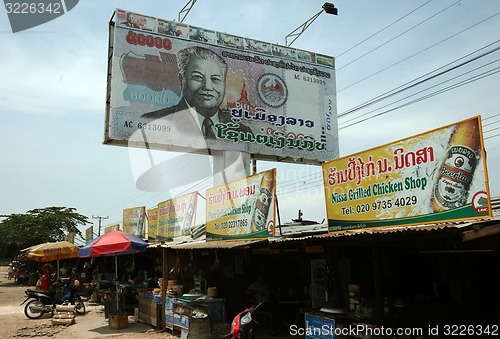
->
[148,239,267,249]
[270,214,500,243]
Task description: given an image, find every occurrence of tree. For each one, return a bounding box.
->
[0,207,87,260]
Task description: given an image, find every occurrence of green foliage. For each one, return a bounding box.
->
[0,207,87,260]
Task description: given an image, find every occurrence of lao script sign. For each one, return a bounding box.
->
[104,9,338,165]
[323,117,491,233]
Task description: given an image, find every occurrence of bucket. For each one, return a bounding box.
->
[109,313,128,329]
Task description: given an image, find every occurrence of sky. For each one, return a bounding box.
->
[1,0,499,245]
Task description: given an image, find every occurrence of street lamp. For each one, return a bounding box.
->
[285,2,338,47]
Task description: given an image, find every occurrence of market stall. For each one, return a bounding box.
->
[78,230,149,329]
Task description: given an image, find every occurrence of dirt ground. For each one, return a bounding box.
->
[0,266,180,338]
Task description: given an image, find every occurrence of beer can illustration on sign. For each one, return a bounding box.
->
[431,119,481,211]
[251,170,275,232]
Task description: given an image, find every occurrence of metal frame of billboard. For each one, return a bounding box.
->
[104,9,338,166]
[322,116,492,233]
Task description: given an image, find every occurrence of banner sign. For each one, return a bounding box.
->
[157,191,197,241]
[85,226,93,244]
[123,206,146,238]
[64,232,74,244]
[147,208,159,242]
[323,116,491,232]
[206,169,276,242]
[104,9,338,165]
[104,224,120,233]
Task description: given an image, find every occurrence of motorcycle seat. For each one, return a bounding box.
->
[34,289,56,297]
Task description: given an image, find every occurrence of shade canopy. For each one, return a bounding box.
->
[78,230,148,258]
[26,241,79,262]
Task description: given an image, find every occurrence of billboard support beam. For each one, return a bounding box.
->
[178,0,198,23]
[285,2,337,47]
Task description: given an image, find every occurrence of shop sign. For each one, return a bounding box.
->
[157,191,197,241]
[206,169,276,242]
[123,206,146,238]
[104,9,338,165]
[64,232,74,244]
[147,208,159,242]
[104,224,120,234]
[85,226,93,244]
[322,116,491,232]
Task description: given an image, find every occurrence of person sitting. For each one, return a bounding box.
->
[39,265,51,291]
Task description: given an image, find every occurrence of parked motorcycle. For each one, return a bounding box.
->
[229,303,261,339]
[21,280,85,319]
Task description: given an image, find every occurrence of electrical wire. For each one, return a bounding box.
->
[485,133,500,140]
[339,41,500,118]
[339,59,500,127]
[482,119,500,128]
[338,11,500,92]
[483,126,500,134]
[337,0,461,70]
[483,113,500,121]
[336,0,433,58]
[339,67,500,130]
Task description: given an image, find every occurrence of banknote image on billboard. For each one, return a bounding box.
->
[104,224,120,233]
[123,206,146,238]
[147,207,159,242]
[157,191,197,242]
[104,9,338,165]
[85,226,94,244]
[206,169,276,242]
[323,116,491,232]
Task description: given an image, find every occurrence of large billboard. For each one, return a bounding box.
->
[123,206,146,237]
[104,9,338,165]
[157,191,197,241]
[206,169,276,242]
[323,117,491,232]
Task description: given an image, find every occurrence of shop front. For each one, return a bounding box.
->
[136,209,500,337]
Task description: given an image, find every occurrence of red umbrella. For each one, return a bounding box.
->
[78,230,148,257]
[78,230,149,312]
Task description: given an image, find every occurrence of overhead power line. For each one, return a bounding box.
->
[339,67,500,130]
[336,0,433,59]
[339,58,500,127]
[338,41,500,120]
[337,0,460,70]
[483,113,500,121]
[338,10,500,92]
[485,133,500,140]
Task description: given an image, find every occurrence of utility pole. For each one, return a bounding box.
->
[92,215,109,237]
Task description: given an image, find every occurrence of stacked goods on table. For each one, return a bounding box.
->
[52,304,75,325]
[167,279,183,296]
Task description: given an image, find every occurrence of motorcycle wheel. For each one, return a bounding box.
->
[24,299,45,319]
[74,297,86,315]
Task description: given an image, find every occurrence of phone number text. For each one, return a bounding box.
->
[341,196,418,216]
